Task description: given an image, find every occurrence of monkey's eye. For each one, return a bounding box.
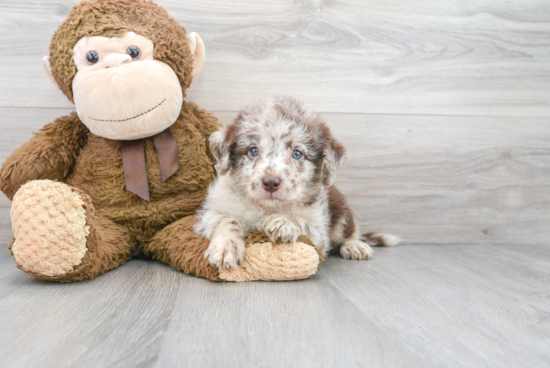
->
[249,147,259,157]
[292,150,303,160]
[126,45,141,59]
[86,50,99,64]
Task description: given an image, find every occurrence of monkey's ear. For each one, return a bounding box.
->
[186,32,205,75]
[209,123,237,176]
[42,56,60,89]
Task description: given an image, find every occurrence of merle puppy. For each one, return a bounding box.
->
[195,96,399,269]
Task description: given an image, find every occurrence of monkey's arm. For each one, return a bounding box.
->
[0,112,88,200]
[184,101,222,164]
[185,101,222,137]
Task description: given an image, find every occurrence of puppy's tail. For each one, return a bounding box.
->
[361,232,401,247]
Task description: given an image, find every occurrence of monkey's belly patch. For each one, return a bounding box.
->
[11,180,90,277]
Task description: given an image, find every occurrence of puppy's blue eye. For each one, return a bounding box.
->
[86,50,99,64]
[249,147,259,157]
[292,150,303,160]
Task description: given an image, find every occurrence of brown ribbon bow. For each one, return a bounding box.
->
[120,128,180,201]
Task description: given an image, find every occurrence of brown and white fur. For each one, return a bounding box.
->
[194,96,399,269]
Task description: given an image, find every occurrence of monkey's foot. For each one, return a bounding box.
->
[218,231,322,282]
[10,180,90,277]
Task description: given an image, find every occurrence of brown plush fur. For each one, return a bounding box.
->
[1,0,324,283]
[3,102,222,282]
[0,0,223,282]
[146,216,223,282]
[49,0,193,102]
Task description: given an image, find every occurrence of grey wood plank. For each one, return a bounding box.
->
[157,243,549,368]
[0,1,548,368]
[0,0,549,116]
[0,207,11,244]
[0,225,548,367]
[0,235,34,301]
[322,244,550,368]
[153,270,426,368]
[319,113,550,247]
[0,257,180,368]
[1,108,549,246]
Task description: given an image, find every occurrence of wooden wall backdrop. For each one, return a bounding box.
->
[0,2,549,367]
[0,0,549,246]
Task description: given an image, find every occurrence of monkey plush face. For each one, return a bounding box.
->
[42,0,205,141]
[69,32,183,140]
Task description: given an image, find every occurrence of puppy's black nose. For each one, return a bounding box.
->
[262,176,281,193]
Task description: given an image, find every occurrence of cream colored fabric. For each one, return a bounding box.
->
[71,32,183,140]
[219,241,320,282]
[42,56,60,89]
[11,180,89,277]
[186,32,205,75]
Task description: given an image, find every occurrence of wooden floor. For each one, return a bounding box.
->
[0,0,549,367]
[1,238,549,368]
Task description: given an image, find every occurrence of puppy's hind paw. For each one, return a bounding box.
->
[340,240,373,260]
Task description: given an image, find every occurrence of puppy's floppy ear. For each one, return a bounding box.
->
[209,122,238,175]
[321,129,346,186]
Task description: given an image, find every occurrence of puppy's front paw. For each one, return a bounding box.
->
[263,215,302,243]
[204,236,245,269]
[340,240,373,260]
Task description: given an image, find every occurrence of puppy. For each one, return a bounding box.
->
[195,96,399,269]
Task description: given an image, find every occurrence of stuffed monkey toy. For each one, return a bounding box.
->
[0,0,321,282]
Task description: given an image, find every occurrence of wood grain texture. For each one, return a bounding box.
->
[0,256,181,368]
[0,0,549,116]
[0,240,548,368]
[3,108,548,246]
[217,110,550,246]
[0,1,549,366]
